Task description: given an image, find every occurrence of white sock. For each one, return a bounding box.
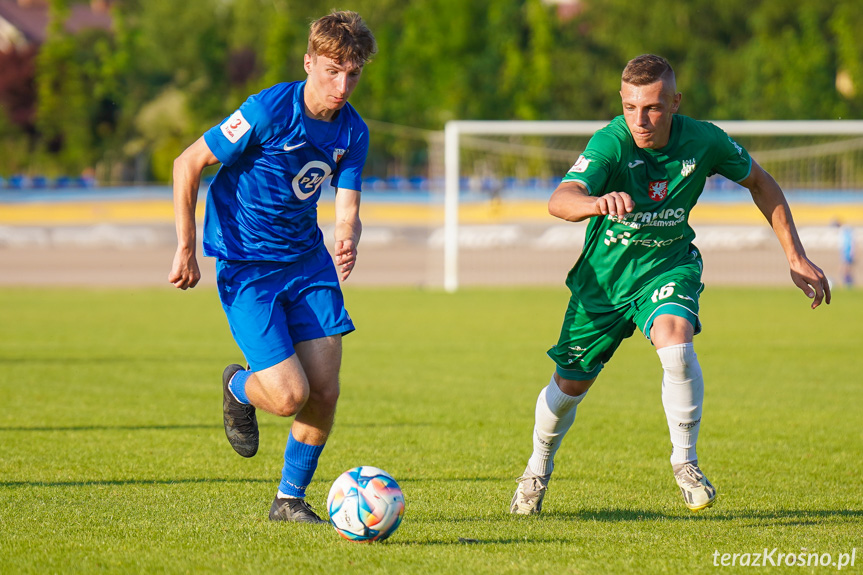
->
[657,343,704,465]
[527,376,587,476]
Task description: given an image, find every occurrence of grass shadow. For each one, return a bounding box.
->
[546,507,863,526]
[389,536,573,546]
[0,355,222,365]
[0,422,437,433]
[0,477,274,489]
[0,424,218,433]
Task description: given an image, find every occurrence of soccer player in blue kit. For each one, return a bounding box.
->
[169,11,376,523]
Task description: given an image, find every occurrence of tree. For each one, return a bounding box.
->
[35,0,94,174]
[830,0,863,118]
[712,1,840,119]
[0,46,38,130]
[20,0,862,181]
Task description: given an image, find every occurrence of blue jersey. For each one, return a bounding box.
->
[202,80,369,262]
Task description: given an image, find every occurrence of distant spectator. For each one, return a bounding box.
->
[835,220,855,287]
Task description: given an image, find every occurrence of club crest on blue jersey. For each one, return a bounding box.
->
[293,161,333,200]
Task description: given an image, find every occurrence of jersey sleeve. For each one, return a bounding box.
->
[203,93,275,167]
[707,123,752,183]
[331,122,369,192]
[560,129,619,196]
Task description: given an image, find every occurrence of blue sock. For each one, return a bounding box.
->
[228,370,252,405]
[279,432,325,498]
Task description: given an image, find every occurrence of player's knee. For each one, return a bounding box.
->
[651,315,695,348]
[308,381,340,412]
[554,374,594,396]
[271,385,309,417]
[658,343,702,385]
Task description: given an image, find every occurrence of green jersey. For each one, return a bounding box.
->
[562,114,752,312]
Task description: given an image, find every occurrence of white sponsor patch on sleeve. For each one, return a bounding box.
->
[220,110,250,144]
[570,155,591,173]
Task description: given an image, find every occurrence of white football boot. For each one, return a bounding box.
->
[673,462,717,511]
[510,468,551,515]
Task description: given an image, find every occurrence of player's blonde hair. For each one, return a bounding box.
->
[622,54,675,86]
[307,11,377,67]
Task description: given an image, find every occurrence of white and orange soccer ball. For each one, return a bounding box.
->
[327,466,405,542]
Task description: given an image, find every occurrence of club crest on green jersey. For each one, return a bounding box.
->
[681,158,696,177]
[648,180,668,201]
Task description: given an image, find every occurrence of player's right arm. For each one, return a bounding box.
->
[169,136,220,290]
[548,181,634,222]
[551,125,633,222]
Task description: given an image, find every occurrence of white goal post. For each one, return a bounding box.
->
[443,119,863,292]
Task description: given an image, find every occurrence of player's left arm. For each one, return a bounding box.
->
[740,159,831,308]
[334,187,362,281]
[331,118,369,281]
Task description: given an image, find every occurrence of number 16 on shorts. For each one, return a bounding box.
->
[651,282,677,303]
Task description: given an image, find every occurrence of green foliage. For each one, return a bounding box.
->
[33,1,130,178]
[830,0,863,117]
[130,88,194,182]
[0,286,860,573]
[715,3,841,120]
[258,1,297,95]
[0,108,28,177]
[35,0,93,175]
[12,0,863,180]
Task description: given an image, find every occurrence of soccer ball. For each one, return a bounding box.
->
[327,466,405,542]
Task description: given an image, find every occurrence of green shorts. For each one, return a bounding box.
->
[548,263,704,381]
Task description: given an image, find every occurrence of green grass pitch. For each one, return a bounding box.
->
[1,286,860,573]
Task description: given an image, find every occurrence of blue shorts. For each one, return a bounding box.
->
[216,247,354,371]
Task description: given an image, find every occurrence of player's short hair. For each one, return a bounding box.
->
[622,54,675,86]
[308,11,377,67]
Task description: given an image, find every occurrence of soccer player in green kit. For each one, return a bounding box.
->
[510,54,831,514]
